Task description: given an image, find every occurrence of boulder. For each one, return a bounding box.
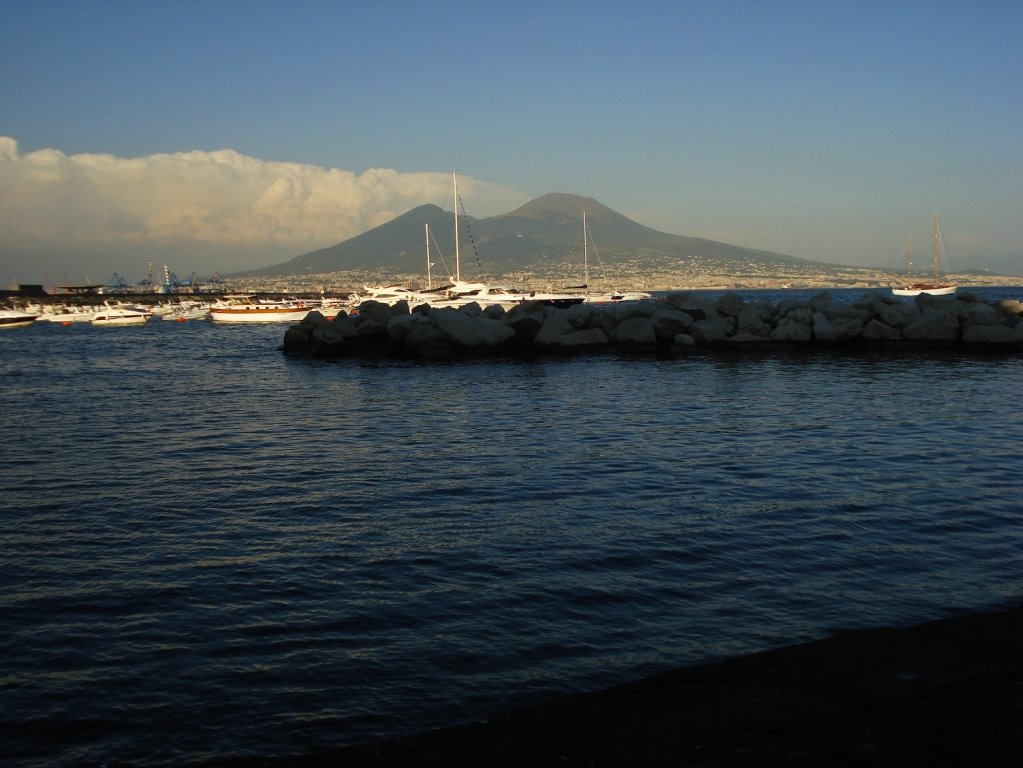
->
[433,308,516,349]
[962,323,1023,345]
[651,308,693,343]
[688,318,730,344]
[716,292,745,317]
[903,305,959,341]
[550,327,610,350]
[862,319,902,340]
[534,312,577,347]
[356,300,402,324]
[609,316,657,347]
[878,302,919,328]
[812,311,863,342]
[772,316,813,342]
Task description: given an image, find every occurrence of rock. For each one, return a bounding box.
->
[772,317,813,342]
[356,300,401,324]
[534,312,577,347]
[903,305,959,341]
[651,308,693,343]
[716,292,745,317]
[405,320,457,359]
[878,302,919,328]
[962,323,1023,345]
[551,328,610,350]
[433,307,516,349]
[688,318,730,344]
[609,317,657,347]
[282,325,311,353]
[862,319,902,340]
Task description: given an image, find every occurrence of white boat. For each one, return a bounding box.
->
[577,212,652,303]
[426,173,584,309]
[892,214,957,297]
[34,305,98,323]
[0,308,39,328]
[91,302,149,326]
[209,295,311,323]
[431,280,585,310]
[350,284,445,309]
[161,303,211,321]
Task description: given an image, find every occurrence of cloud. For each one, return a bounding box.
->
[0,136,524,259]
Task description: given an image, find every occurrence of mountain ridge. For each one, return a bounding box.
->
[235,194,815,278]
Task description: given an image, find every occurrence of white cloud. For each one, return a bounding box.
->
[0,137,525,278]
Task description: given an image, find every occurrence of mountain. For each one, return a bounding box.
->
[237,193,807,278]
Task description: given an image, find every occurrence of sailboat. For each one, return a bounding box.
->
[892,214,957,296]
[433,173,585,309]
[577,212,651,303]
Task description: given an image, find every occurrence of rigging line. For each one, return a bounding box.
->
[586,221,609,277]
[457,192,484,272]
[428,226,450,278]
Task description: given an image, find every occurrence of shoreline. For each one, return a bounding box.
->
[226,602,1022,767]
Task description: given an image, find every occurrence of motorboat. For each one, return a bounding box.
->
[350,284,444,310]
[32,304,98,323]
[0,308,39,328]
[209,295,311,323]
[161,302,211,321]
[430,281,585,310]
[91,302,150,326]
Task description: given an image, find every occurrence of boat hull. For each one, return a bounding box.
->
[0,312,38,328]
[892,285,957,297]
[91,314,148,326]
[209,307,310,322]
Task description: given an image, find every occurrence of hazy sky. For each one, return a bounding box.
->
[2,0,1021,285]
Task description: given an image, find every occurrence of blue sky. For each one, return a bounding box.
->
[2,0,1022,284]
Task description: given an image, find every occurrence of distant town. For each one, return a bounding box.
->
[5,259,1020,302]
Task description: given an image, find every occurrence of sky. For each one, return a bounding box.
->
[2,0,1022,286]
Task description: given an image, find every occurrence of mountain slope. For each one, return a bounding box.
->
[238,193,805,278]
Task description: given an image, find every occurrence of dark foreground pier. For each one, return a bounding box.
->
[230,603,1022,767]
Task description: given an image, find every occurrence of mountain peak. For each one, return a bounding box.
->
[505,193,612,220]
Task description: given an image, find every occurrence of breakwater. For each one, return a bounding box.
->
[283,290,1023,359]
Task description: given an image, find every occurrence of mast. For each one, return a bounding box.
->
[425,222,432,289]
[932,213,940,286]
[453,172,460,281]
[906,237,913,282]
[583,211,589,286]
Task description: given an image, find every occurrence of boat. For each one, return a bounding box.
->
[32,304,98,323]
[892,214,957,297]
[576,212,651,303]
[430,280,585,310]
[208,295,311,323]
[91,302,150,326]
[350,284,446,310]
[0,308,39,328]
[432,173,584,309]
[160,302,211,321]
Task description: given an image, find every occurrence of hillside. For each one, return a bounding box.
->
[237,193,810,279]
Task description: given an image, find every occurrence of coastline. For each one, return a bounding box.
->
[228,602,1022,767]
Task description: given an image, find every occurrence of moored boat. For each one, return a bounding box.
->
[892,214,957,297]
[209,295,311,323]
[0,308,39,328]
[91,302,150,326]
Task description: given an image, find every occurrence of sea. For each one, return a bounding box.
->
[2,287,1022,767]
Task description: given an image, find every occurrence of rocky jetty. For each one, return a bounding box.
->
[282,291,1023,360]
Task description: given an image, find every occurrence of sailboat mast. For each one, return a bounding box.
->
[425,223,432,289]
[907,237,913,281]
[453,172,460,282]
[583,211,589,286]
[932,213,940,286]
